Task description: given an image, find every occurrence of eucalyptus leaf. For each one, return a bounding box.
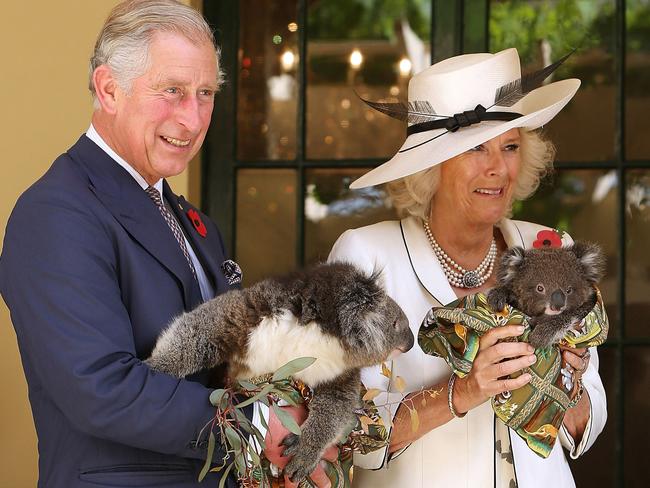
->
[271,403,302,435]
[238,379,259,391]
[225,425,242,452]
[209,389,228,408]
[217,462,234,488]
[272,388,300,406]
[198,431,215,482]
[271,357,316,382]
[236,383,275,409]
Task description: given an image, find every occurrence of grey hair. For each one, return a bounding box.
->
[386,128,556,220]
[89,0,223,108]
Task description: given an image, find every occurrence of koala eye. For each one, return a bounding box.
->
[536,284,545,293]
[566,286,573,295]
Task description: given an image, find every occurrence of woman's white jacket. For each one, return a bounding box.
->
[328,217,607,488]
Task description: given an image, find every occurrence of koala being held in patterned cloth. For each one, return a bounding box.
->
[145,262,414,483]
[487,242,605,349]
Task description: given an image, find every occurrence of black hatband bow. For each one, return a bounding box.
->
[359,49,575,143]
[406,104,522,135]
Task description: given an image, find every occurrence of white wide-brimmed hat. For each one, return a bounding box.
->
[350,48,580,189]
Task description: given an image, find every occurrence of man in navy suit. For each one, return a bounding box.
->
[0,1,250,486]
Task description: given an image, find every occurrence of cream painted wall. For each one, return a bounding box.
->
[1,1,202,486]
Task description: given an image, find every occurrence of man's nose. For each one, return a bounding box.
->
[176,95,202,133]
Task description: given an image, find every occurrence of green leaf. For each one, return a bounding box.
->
[217,461,234,488]
[235,383,275,409]
[271,357,316,381]
[198,431,215,482]
[272,388,300,406]
[225,425,242,452]
[238,379,259,391]
[209,389,228,408]
[271,403,301,435]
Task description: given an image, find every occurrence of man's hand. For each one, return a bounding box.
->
[264,405,338,488]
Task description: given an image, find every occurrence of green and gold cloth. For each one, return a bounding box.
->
[418,289,608,458]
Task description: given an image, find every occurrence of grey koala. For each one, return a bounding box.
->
[487,242,605,349]
[145,261,414,483]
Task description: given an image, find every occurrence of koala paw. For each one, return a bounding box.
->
[486,290,506,313]
[528,326,551,350]
[281,435,320,483]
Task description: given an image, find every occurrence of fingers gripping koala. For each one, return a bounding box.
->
[145,262,414,483]
[487,242,605,349]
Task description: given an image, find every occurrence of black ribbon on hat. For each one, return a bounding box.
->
[406,104,523,136]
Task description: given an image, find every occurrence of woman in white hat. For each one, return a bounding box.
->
[328,48,606,487]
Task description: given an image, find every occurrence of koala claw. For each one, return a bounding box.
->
[283,449,319,484]
[280,433,300,457]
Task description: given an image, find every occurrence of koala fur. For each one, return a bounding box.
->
[487,242,605,349]
[145,261,414,483]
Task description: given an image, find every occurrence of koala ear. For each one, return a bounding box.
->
[570,241,605,284]
[496,246,526,285]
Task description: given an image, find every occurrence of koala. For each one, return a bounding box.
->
[487,242,605,349]
[145,261,414,483]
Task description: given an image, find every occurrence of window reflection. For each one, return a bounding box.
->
[489,0,616,161]
[306,0,431,159]
[236,169,297,285]
[626,0,650,160]
[304,169,397,264]
[512,169,619,334]
[238,0,298,160]
[625,170,650,338]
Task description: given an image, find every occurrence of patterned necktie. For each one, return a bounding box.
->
[145,186,197,281]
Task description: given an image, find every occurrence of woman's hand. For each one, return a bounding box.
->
[452,325,535,414]
[264,405,338,488]
[560,346,591,442]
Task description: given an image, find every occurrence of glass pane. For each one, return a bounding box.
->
[625,170,650,338]
[624,347,650,487]
[489,0,616,161]
[306,0,431,159]
[626,0,650,160]
[237,0,298,160]
[568,346,617,486]
[304,169,398,264]
[512,169,619,336]
[236,169,297,285]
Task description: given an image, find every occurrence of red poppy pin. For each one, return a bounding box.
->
[186,209,207,238]
[533,229,562,248]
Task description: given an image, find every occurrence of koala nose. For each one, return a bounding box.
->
[550,289,566,311]
[400,320,415,353]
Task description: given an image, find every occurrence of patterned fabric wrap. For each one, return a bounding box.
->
[418,289,608,458]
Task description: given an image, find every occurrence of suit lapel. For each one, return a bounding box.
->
[163,182,227,294]
[69,136,202,310]
[400,216,458,306]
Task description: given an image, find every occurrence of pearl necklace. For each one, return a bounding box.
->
[423,221,497,289]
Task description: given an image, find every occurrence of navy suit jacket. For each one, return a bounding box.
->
[0,135,245,487]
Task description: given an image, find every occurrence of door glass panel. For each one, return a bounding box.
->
[306,0,431,159]
[238,0,299,160]
[624,347,650,487]
[304,168,397,264]
[512,169,619,336]
[626,0,650,160]
[489,0,616,161]
[625,170,650,338]
[236,169,297,285]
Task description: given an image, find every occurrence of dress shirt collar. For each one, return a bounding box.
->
[86,124,163,196]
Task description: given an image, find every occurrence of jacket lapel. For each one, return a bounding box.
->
[400,216,458,306]
[69,135,202,310]
[163,183,227,294]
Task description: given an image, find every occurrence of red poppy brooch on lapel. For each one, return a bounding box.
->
[186,209,207,238]
[533,229,563,248]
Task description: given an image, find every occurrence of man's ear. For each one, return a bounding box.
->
[92,65,120,114]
